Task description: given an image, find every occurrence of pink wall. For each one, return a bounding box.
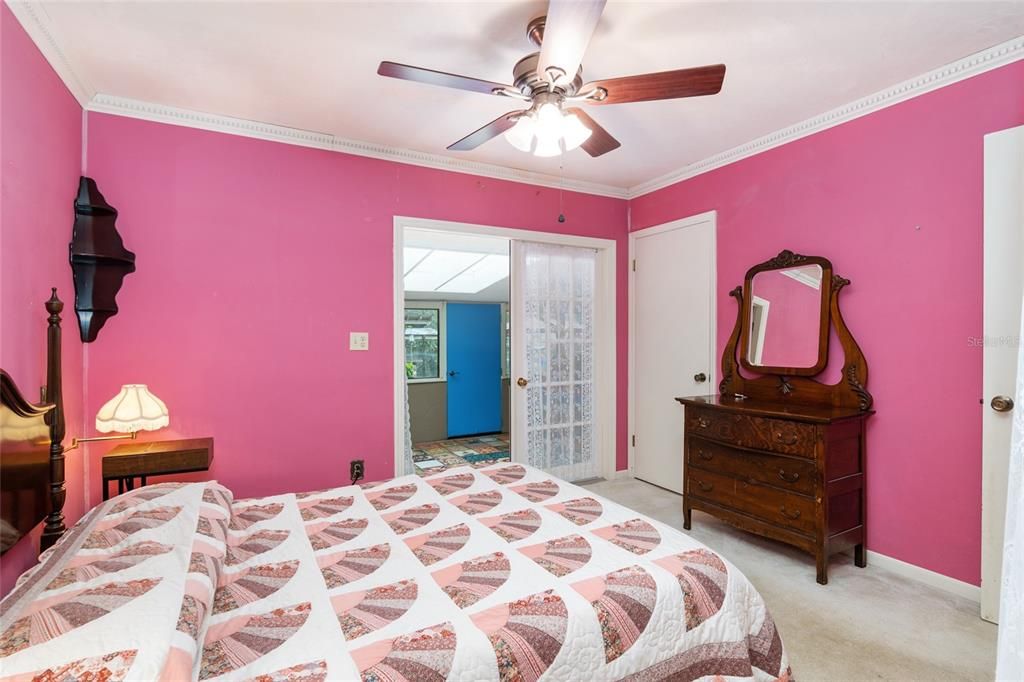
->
[0,4,85,595]
[631,61,1024,585]
[81,112,629,504]
[752,269,822,368]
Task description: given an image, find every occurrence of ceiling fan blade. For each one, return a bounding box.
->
[378,61,512,96]
[537,0,606,86]
[584,64,726,105]
[448,112,523,151]
[566,108,620,157]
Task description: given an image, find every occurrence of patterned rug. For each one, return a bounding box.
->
[413,434,511,475]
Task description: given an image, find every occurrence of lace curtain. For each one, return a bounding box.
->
[519,241,597,482]
[996,299,1024,680]
[401,376,415,477]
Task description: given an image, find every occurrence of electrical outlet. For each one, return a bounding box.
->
[350,459,365,484]
[349,332,369,351]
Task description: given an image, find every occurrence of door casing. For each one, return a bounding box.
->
[393,216,617,480]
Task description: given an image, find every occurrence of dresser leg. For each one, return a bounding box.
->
[683,502,692,531]
[816,552,828,585]
[854,543,866,567]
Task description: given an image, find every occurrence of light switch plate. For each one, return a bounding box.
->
[349,332,369,351]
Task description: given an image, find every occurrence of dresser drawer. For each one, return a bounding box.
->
[686,407,817,457]
[687,468,817,535]
[687,437,816,496]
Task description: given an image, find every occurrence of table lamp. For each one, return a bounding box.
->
[66,384,168,450]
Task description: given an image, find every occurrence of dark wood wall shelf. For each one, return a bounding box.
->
[69,176,135,342]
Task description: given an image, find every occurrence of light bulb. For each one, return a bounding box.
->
[503,115,536,152]
[561,113,592,152]
[534,102,564,142]
[536,102,561,125]
[533,133,562,157]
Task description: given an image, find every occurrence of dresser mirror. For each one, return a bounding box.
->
[740,252,833,376]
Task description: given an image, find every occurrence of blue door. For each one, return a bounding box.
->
[446,303,502,437]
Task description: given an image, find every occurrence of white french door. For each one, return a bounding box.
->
[982,124,1024,625]
[512,241,598,481]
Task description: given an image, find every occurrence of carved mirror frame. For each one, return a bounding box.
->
[738,250,833,377]
[721,250,872,411]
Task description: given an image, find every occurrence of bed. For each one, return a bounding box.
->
[0,293,791,681]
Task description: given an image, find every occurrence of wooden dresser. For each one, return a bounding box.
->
[677,395,870,584]
[678,250,874,584]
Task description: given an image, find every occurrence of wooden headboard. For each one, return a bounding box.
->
[0,289,68,554]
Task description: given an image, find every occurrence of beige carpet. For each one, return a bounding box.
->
[581,477,997,681]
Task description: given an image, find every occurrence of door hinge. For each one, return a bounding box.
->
[631,434,636,447]
[632,259,636,272]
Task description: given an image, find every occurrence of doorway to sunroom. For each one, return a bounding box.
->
[403,229,512,474]
[394,217,617,483]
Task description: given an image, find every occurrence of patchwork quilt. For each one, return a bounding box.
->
[0,463,791,681]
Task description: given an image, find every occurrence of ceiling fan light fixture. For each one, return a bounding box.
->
[504,115,536,152]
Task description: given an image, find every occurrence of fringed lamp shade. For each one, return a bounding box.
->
[95,385,169,433]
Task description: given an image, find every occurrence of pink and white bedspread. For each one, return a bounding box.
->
[0,463,791,681]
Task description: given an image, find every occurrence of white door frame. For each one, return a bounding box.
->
[627,211,717,473]
[394,216,617,480]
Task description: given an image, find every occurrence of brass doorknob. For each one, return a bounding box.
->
[991,395,1015,412]
[694,372,707,383]
[517,377,528,387]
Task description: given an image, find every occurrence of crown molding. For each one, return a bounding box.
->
[85,95,630,199]
[13,0,1019,200]
[86,33,1023,202]
[6,1,93,106]
[626,35,1024,198]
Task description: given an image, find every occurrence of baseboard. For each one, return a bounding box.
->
[863,550,980,602]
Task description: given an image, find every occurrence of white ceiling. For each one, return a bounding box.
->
[20,1,1024,190]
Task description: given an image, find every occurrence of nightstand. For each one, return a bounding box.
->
[102,438,214,500]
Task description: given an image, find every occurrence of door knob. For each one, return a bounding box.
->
[517,377,528,387]
[448,370,458,377]
[991,395,1015,412]
[694,372,707,383]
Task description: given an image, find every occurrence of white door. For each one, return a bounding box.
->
[512,241,599,481]
[982,124,1024,623]
[631,214,716,493]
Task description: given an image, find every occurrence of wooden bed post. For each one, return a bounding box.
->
[41,288,67,551]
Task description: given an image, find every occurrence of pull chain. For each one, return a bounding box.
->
[557,157,566,223]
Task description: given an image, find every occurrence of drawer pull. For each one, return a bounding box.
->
[778,469,800,483]
[773,431,799,445]
[780,506,801,520]
[696,480,713,492]
[696,417,711,429]
[697,449,713,461]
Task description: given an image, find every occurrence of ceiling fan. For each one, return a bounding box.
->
[377,0,725,158]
